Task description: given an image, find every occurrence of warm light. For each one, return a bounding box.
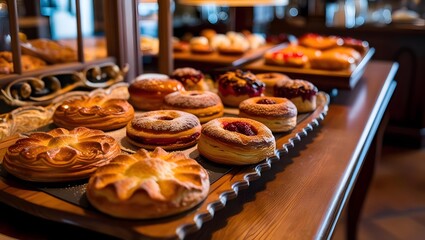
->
[178,0,288,6]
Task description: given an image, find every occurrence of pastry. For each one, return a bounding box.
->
[217,69,265,107]
[198,117,276,165]
[128,78,185,111]
[170,67,209,91]
[255,72,291,97]
[342,37,369,54]
[190,36,213,54]
[2,127,121,182]
[239,96,297,132]
[298,33,343,50]
[163,90,224,124]
[86,147,210,219]
[21,38,78,63]
[309,50,355,70]
[0,51,46,74]
[274,78,318,113]
[264,50,308,68]
[126,110,201,150]
[53,95,135,131]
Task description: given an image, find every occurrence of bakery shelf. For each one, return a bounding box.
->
[243,47,375,91]
[0,91,329,239]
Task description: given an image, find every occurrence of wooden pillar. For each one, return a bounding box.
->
[6,0,22,74]
[158,0,173,75]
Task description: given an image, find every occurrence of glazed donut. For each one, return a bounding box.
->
[239,97,297,132]
[170,67,209,91]
[217,69,265,107]
[126,110,201,150]
[274,78,318,113]
[298,33,343,50]
[128,78,185,111]
[163,90,224,124]
[197,117,276,165]
[86,147,210,219]
[255,72,291,96]
[53,95,135,131]
[3,127,121,182]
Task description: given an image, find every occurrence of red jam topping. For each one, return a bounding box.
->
[223,121,257,136]
[171,74,204,84]
[218,70,265,97]
[272,51,304,61]
[257,98,276,104]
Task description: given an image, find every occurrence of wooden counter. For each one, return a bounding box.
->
[0,60,397,239]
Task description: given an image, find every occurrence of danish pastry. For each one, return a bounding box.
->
[274,78,318,113]
[170,67,208,91]
[198,117,276,165]
[3,127,121,182]
[86,147,210,219]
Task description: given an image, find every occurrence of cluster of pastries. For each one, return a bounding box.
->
[265,33,368,70]
[175,30,266,55]
[0,51,46,74]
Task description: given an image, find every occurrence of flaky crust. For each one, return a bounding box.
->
[53,95,134,131]
[239,97,297,132]
[163,91,224,123]
[3,127,121,182]
[126,110,201,150]
[128,79,185,110]
[86,147,210,219]
[198,117,276,165]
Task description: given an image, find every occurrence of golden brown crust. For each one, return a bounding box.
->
[239,97,297,132]
[3,127,121,182]
[198,117,276,165]
[22,38,78,63]
[309,50,355,70]
[170,67,208,91]
[163,90,224,124]
[86,147,210,219]
[53,95,134,131]
[298,34,343,50]
[126,110,201,150]
[255,72,291,96]
[128,78,185,110]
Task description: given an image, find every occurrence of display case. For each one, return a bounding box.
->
[0,0,141,111]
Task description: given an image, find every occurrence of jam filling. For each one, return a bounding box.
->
[274,85,317,102]
[171,74,203,84]
[218,70,265,97]
[257,98,276,105]
[223,121,257,136]
[272,51,304,61]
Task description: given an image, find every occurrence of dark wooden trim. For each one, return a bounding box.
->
[158,0,173,75]
[7,0,22,74]
[75,0,85,63]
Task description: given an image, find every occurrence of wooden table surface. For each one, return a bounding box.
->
[0,60,398,239]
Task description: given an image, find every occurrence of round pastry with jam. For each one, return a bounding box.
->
[170,67,209,91]
[197,117,276,165]
[217,69,265,107]
[273,78,318,113]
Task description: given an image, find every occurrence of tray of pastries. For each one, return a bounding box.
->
[0,69,329,239]
[244,33,375,90]
[172,30,286,69]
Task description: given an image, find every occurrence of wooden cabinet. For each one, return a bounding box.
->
[0,0,141,112]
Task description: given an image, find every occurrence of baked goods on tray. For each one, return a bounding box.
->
[126,110,201,150]
[0,51,46,74]
[21,38,78,64]
[53,95,135,131]
[217,69,265,107]
[239,96,297,133]
[86,147,210,219]
[163,90,224,124]
[264,34,369,71]
[198,117,276,165]
[255,72,291,97]
[2,127,121,182]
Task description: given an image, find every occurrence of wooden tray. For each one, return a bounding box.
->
[243,48,375,90]
[0,92,329,239]
[172,43,286,70]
